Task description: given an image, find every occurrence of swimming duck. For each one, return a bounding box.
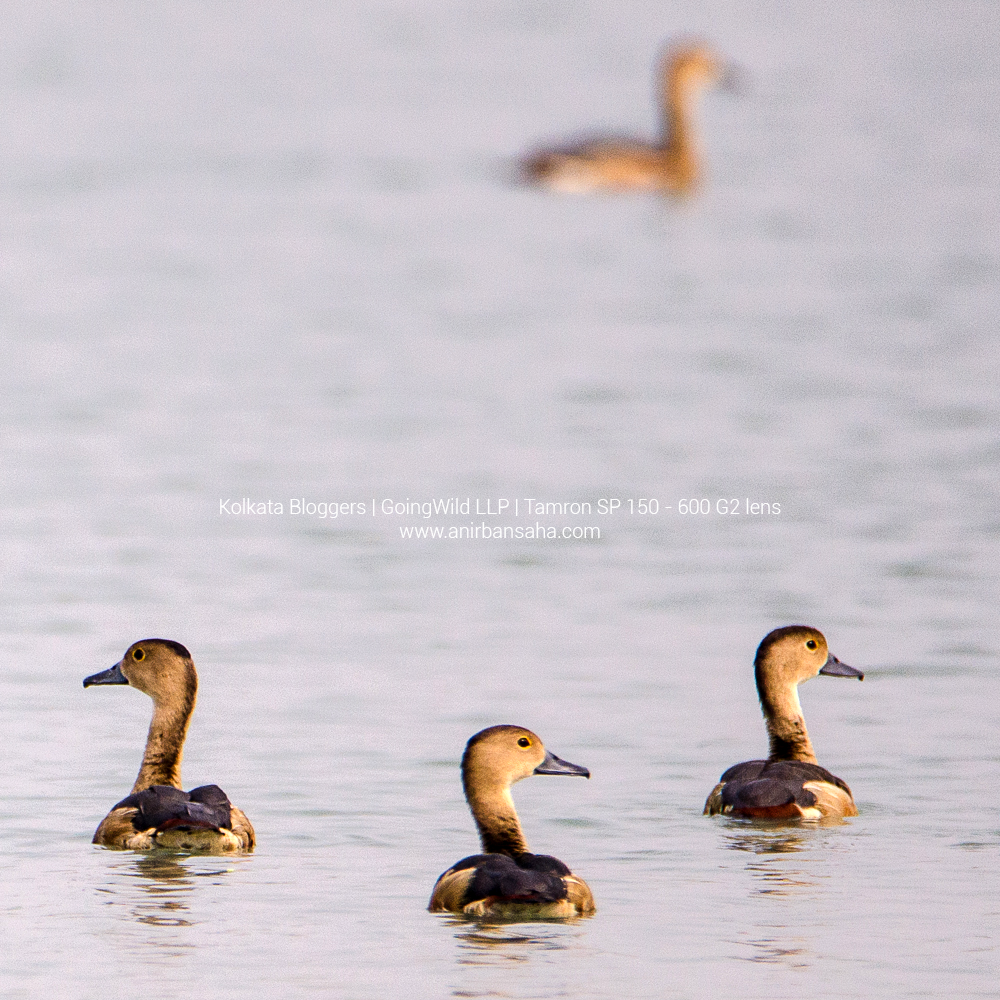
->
[429,725,595,918]
[704,626,864,820]
[84,639,255,852]
[522,43,730,194]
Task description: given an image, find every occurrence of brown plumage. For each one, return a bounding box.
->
[523,43,731,194]
[84,639,255,852]
[429,725,595,918]
[703,626,864,821]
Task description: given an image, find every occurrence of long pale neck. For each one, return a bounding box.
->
[131,694,194,793]
[758,683,818,764]
[662,78,697,156]
[464,780,530,856]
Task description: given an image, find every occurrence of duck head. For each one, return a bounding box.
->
[84,638,198,706]
[462,725,589,794]
[755,625,864,692]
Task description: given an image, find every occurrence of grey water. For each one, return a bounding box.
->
[1,1,998,997]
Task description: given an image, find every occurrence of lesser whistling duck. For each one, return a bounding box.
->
[429,725,595,918]
[523,42,731,194]
[704,626,864,820]
[84,639,255,852]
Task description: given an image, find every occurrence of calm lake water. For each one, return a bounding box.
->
[1,1,998,998]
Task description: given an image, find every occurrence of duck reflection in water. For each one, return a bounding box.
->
[127,854,196,927]
[739,931,811,969]
[106,854,235,930]
[724,829,807,855]
[449,919,582,967]
[723,833,816,968]
[722,829,819,896]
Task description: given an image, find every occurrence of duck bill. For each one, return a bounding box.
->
[819,654,864,681]
[534,750,590,778]
[718,63,743,94]
[83,661,129,688]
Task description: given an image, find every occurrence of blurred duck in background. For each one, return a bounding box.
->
[523,42,734,195]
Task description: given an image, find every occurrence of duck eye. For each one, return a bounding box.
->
[806,640,817,650]
[517,737,531,748]
[132,648,145,661]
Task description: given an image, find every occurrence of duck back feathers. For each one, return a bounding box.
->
[111,784,233,833]
[447,853,573,906]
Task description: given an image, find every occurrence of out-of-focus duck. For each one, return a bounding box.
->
[523,43,733,194]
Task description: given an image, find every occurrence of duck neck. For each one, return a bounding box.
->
[131,688,195,793]
[757,681,818,764]
[663,77,698,158]
[463,777,531,856]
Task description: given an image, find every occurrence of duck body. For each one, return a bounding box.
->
[429,725,595,918]
[704,759,856,821]
[430,851,592,920]
[93,783,254,852]
[84,639,255,853]
[524,141,695,195]
[523,43,728,195]
[704,626,863,821]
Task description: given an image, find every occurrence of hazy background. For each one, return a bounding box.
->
[1,2,998,998]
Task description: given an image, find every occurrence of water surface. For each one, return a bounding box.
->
[1,1,998,997]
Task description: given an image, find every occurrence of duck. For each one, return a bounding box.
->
[522,42,731,194]
[429,725,595,918]
[704,626,864,820]
[83,639,255,852]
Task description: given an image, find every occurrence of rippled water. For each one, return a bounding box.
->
[2,1,998,998]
